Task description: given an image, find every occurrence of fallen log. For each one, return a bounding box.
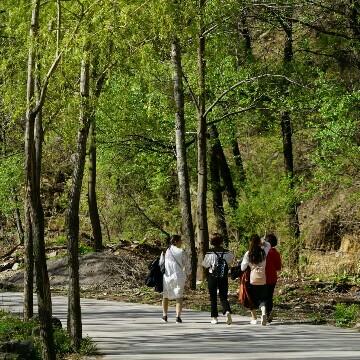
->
[0,243,20,260]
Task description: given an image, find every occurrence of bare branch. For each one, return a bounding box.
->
[183,72,200,111]
[127,193,170,238]
[206,105,264,126]
[204,74,305,117]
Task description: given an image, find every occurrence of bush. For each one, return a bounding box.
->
[0,310,97,358]
[53,328,73,355]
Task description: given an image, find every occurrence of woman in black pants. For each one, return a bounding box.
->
[202,234,234,325]
[241,234,271,325]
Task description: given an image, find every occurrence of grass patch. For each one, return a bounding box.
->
[334,304,360,327]
[79,244,94,255]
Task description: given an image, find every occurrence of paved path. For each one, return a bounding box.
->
[1,292,360,359]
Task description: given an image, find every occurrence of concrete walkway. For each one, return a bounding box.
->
[1,292,360,359]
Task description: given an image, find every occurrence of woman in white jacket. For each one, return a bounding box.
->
[241,234,271,325]
[159,235,190,323]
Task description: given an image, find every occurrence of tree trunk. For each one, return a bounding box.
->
[209,125,237,210]
[88,117,102,251]
[196,0,209,279]
[67,59,90,350]
[25,2,55,358]
[281,111,300,236]
[14,195,24,245]
[280,11,300,267]
[87,54,107,252]
[171,38,197,289]
[32,193,54,359]
[209,127,229,246]
[23,203,33,321]
[231,138,246,185]
[235,10,253,68]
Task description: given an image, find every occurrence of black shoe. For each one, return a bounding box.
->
[162,315,168,323]
[176,317,182,323]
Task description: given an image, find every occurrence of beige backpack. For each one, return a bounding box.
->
[250,260,266,285]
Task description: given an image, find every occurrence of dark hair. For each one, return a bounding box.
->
[265,233,278,247]
[170,234,182,246]
[248,234,265,264]
[210,233,223,248]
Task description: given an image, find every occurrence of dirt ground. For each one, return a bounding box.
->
[1,246,360,327]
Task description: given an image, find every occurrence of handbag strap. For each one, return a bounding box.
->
[169,247,183,269]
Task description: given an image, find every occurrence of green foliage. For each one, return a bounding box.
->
[309,78,360,188]
[0,154,23,214]
[1,0,360,275]
[53,328,73,355]
[79,336,98,356]
[53,235,67,246]
[0,310,96,358]
[79,244,94,255]
[334,304,360,327]
[234,135,291,238]
[0,310,37,342]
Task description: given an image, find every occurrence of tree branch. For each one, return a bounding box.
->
[206,105,264,126]
[182,72,200,111]
[31,53,62,117]
[127,193,170,238]
[204,74,305,117]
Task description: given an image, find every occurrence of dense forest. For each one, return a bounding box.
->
[1,0,360,358]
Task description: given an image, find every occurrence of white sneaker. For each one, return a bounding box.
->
[211,317,218,324]
[250,319,257,325]
[225,311,232,325]
[261,314,267,326]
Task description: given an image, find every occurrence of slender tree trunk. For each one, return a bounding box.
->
[14,195,24,245]
[231,137,246,185]
[235,10,253,68]
[209,125,237,210]
[87,54,107,252]
[281,111,300,237]
[280,11,300,267]
[25,2,55,358]
[67,59,90,350]
[209,126,228,246]
[88,117,102,251]
[32,190,54,359]
[171,38,197,289]
[23,203,33,320]
[197,0,209,279]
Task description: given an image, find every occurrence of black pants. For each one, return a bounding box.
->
[267,284,276,315]
[249,284,268,310]
[208,274,231,317]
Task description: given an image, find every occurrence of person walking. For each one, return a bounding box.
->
[241,234,271,325]
[202,233,234,325]
[265,233,282,323]
[159,234,190,323]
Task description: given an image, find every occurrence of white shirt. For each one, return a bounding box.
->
[202,249,234,273]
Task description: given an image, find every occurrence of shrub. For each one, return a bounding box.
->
[0,310,97,358]
[334,303,360,327]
